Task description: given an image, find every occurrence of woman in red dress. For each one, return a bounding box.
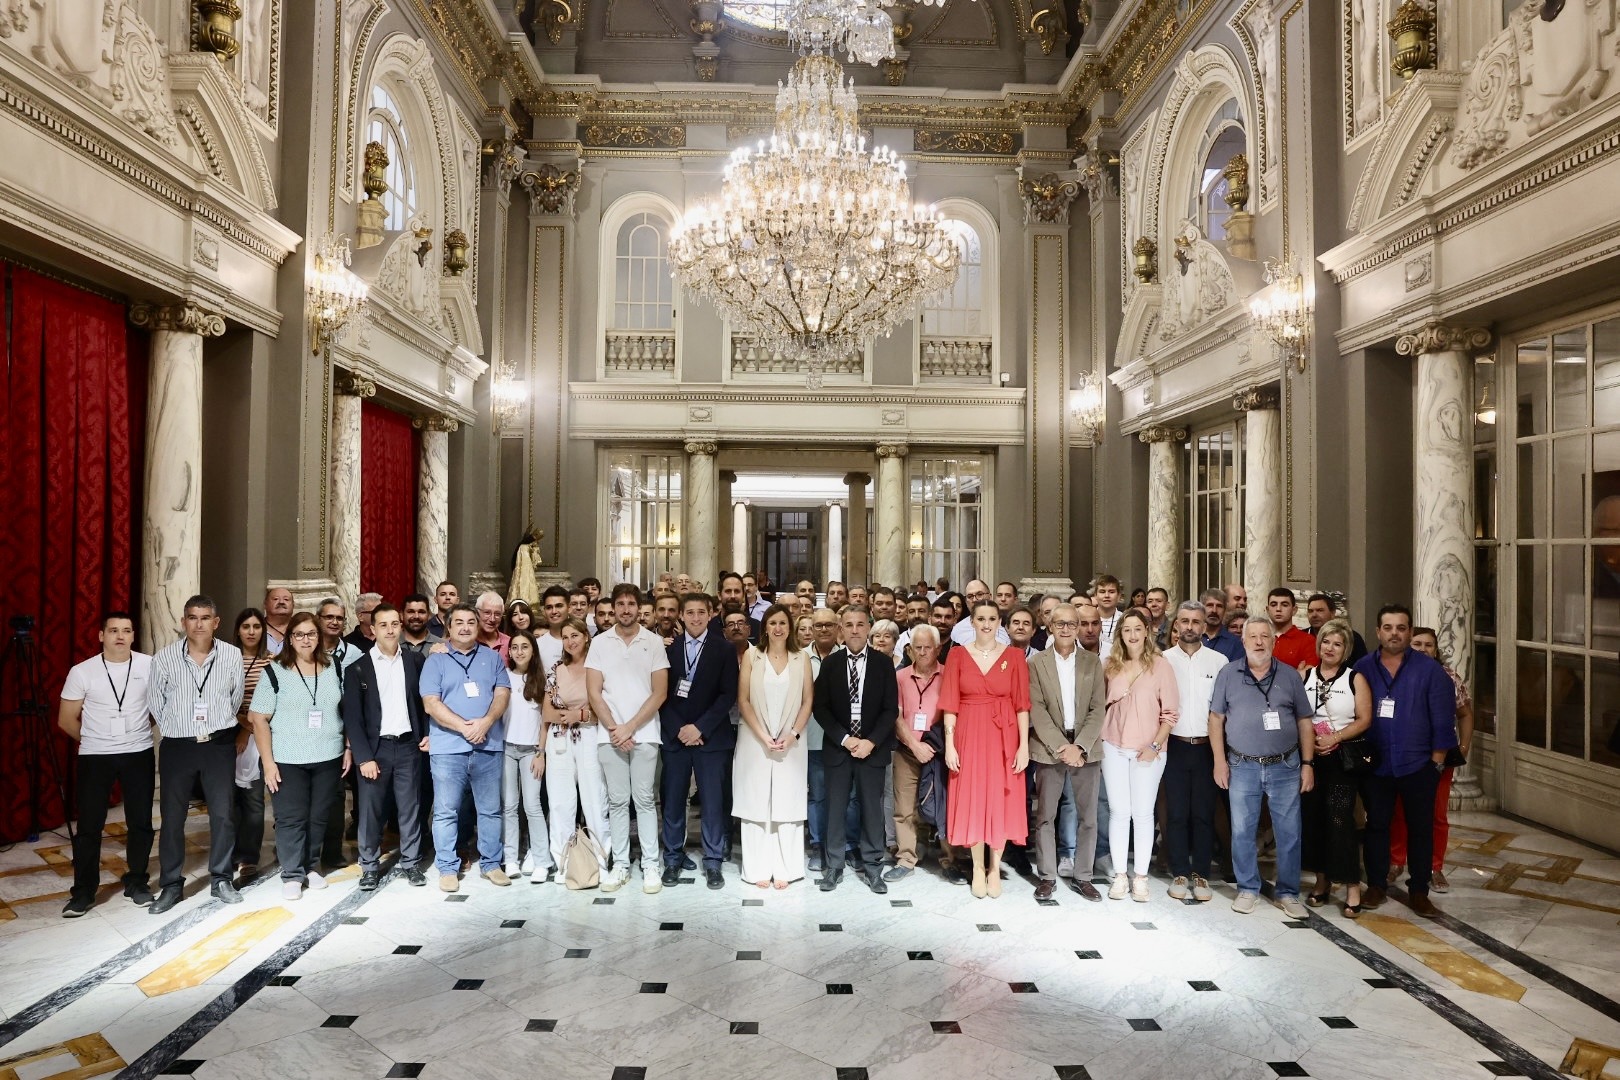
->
[942,601,1031,898]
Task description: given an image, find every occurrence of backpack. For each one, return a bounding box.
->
[562,826,607,890]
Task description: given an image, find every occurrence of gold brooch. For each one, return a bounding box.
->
[999,660,1008,672]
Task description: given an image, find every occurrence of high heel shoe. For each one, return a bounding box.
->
[970,845,988,899]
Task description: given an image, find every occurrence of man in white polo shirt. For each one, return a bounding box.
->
[586,583,670,894]
[58,611,155,917]
[1163,600,1236,903]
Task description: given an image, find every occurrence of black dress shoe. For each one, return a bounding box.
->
[662,864,682,887]
[860,869,887,895]
[358,870,381,891]
[149,885,183,914]
[706,867,725,890]
[943,865,969,886]
[818,869,843,892]
[404,867,427,887]
[807,850,825,873]
[211,880,243,904]
[1068,878,1103,902]
[1034,879,1057,900]
[123,882,154,905]
[681,854,698,871]
[882,866,913,883]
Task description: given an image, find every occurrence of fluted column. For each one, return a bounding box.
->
[1236,385,1282,601]
[1140,425,1188,601]
[845,472,870,586]
[874,443,908,589]
[1397,321,1495,810]
[684,440,718,589]
[130,302,225,652]
[331,371,375,617]
[717,469,737,573]
[413,413,458,594]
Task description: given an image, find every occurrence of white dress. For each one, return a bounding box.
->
[733,648,809,883]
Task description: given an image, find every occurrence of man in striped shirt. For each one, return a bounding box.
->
[148,594,245,913]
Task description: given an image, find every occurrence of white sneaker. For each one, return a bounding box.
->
[505,861,522,878]
[1130,876,1151,902]
[305,871,327,891]
[1057,856,1075,879]
[1168,876,1190,900]
[1107,874,1128,900]
[520,854,536,875]
[1278,895,1310,919]
[1232,892,1259,914]
[642,868,663,894]
[282,880,302,901]
[601,867,631,893]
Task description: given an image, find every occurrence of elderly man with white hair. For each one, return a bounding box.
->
[474,590,511,661]
[888,623,962,883]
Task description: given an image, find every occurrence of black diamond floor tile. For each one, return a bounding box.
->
[393,945,422,955]
[1478,1064,1521,1077]
[742,899,764,907]
[1009,982,1039,994]
[160,1062,205,1076]
[1240,948,1268,957]
[820,923,843,932]
[564,949,591,958]
[930,1021,963,1033]
[1267,1064,1309,1077]
[1053,1068,1092,1080]
[661,922,684,930]
[444,894,468,903]
[1127,1019,1161,1031]
[1282,920,1310,929]
[908,951,934,960]
[826,984,854,995]
[834,1070,869,1080]
[453,979,484,990]
[890,900,913,907]
[1037,898,1060,907]
[977,924,1001,932]
[1074,950,1102,960]
[594,897,616,905]
[737,950,763,960]
[611,1069,648,1080]
[730,1021,760,1034]
[384,1066,425,1078]
[501,919,525,928]
[526,1019,558,1032]
[322,1016,358,1029]
[1132,922,1156,930]
[1320,1016,1356,1029]
[1364,978,1397,988]
[640,983,667,994]
[1188,981,1219,991]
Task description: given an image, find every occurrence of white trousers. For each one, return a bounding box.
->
[598,741,661,874]
[1101,740,1168,877]
[739,819,805,884]
[544,729,609,872]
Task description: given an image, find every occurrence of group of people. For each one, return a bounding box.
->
[57,569,1468,923]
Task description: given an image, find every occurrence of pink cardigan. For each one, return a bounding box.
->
[1102,654,1180,750]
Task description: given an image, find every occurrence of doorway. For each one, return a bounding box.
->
[753,507,821,588]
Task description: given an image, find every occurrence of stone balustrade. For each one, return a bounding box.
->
[919,337,993,381]
[730,336,863,377]
[605,330,677,375]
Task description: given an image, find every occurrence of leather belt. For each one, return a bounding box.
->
[1171,735,1209,745]
[1227,747,1298,766]
[378,733,412,742]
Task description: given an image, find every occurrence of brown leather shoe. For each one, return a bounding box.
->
[1069,878,1103,902]
[1407,892,1440,918]
[1034,879,1056,900]
[1362,886,1387,909]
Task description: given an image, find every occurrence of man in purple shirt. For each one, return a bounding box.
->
[1353,603,1457,918]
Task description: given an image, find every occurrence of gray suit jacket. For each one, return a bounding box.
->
[1027,645,1106,765]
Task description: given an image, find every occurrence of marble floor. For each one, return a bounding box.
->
[1,809,1618,1080]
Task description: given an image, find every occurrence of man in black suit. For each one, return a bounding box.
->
[814,604,899,894]
[659,592,740,889]
[341,603,430,890]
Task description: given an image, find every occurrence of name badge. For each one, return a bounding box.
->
[192,700,209,726]
[912,711,929,732]
[463,681,481,699]
[307,709,323,730]
[1262,710,1282,731]
[850,705,862,726]
[676,678,692,699]
[1378,697,1395,719]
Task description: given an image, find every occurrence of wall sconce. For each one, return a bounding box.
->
[443,229,470,275]
[1132,237,1158,283]
[307,236,368,354]
[1248,255,1314,373]
[1070,370,1105,443]
[492,375,527,431]
[1475,361,1497,425]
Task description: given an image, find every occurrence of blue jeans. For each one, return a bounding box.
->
[431,750,503,875]
[1228,751,1303,898]
[1056,773,1077,860]
[808,750,827,849]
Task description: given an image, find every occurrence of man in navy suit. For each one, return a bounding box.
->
[659,592,739,889]
[342,603,430,891]
[814,604,899,894]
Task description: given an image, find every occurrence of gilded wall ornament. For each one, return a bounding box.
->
[1222,152,1250,211]
[1387,0,1436,81]
[518,163,582,216]
[1131,236,1158,283]
[538,0,577,44]
[1017,167,1080,225]
[194,0,243,60]
[582,123,686,148]
[443,229,470,275]
[914,129,1016,155]
[362,140,389,200]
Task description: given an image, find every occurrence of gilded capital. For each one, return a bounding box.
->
[412,413,459,433]
[129,301,226,337]
[1395,322,1493,357]
[1137,424,1188,444]
[876,442,909,459]
[684,439,718,456]
[1233,385,1280,412]
[1016,167,1080,226]
[519,163,582,218]
[334,370,378,398]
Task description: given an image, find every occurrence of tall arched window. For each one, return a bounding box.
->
[367,83,416,232]
[1194,101,1244,244]
[922,220,984,338]
[613,213,674,330]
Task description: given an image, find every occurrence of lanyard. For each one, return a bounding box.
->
[102,656,132,713]
[1243,660,1278,707]
[188,652,217,699]
[297,661,321,702]
[908,670,939,700]
[1371,651,1408,698]
[447,645,480,679]
[684,634,705,675]
[1312,666,1347,712]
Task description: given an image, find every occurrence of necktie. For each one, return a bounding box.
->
[847,652,862,737]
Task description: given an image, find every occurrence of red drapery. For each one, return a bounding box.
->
[360,400,419,606]
[0,264,145,843]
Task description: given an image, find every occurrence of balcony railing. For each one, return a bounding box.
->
[730,336,863,378]
[605,330,676,375]
[919,337,993,381]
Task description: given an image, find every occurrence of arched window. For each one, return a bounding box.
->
[1194,101,1244,243]
[367,83,417,232]
[613,213,674,330]
[922,221,984,338]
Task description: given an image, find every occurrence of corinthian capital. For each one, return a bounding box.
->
[1016,166,1080,226]
[1137,424,1188,444]
[684,439,717,456]
[334,370,378,398]
[1395,322,1493,357]
[130,301,226,337]
[519,163,582,218]
[1233,385,1280,412]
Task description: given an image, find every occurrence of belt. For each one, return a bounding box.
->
[378,732,415,741]
[1172,735,1209,745]
[1227,747,1298,766]
[188,728,237,744]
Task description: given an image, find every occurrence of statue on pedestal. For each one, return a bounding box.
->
[509,524,544,607]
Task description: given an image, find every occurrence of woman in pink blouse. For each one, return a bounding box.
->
[1101,610,1179,902]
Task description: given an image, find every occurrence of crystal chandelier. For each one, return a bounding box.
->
[670,51,960,383]
[786,0,963,67]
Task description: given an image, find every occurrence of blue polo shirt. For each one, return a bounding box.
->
[421,643,510,754]
[1202,628,1244,663]
[1352,648,1457,778]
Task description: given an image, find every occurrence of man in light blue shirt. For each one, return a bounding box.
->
[420,603,511,892]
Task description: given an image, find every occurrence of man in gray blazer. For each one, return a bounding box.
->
[1028,603,1107,901]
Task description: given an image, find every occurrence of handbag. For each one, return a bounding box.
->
[1336,735,1377,775]
[1442,745,1467,770]
[562,825,606,890]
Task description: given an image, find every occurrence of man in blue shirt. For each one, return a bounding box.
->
[1199,589,1245,662]
[420,603,511,893]
[1353,603,1457,918]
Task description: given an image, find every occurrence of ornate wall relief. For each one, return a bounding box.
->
[1232,0,1278,202]
[1345,0,1385,140]
[1159,219,1236,340]
[374,220,445,329]
[234,0,280,127]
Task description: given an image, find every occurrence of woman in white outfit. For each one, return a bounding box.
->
[501,631,553,880]
[734,604,814,888]
[541,617,609,873]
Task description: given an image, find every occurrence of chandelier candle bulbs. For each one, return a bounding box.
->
[670,53,960,373]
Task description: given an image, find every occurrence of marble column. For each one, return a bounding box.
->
[717,470,737,573]
[684,440,718,589]
[827,502,844,585]
[1139,425,1187,601]
[1397,322,1495,810]
[413,413,457,594]
[733,500,749,575]
[329,371,375,617]
[1236,385,1282,602]
[129,302,225,653]
[874,444,908,589]
[845,472,870,587]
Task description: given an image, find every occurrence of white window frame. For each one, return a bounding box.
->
[599,448,684,586]
[597,193,685,380]
[914,198,1000,384]
[905,453,991,588]
[1184,422,1245,600]
[367,83,418,233]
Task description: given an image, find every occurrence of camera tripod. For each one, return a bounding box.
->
[0,615,73,844]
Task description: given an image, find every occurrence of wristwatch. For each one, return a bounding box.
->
[1301,760,1315,769]
[1149,741,1164,753]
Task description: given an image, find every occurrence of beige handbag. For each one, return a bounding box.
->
[562,825,606,890]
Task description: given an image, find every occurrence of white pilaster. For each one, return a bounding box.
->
[684,440,718,589]
[330,371,375,617]
[732,500,749,575]
[1238,386,1282,600]
[827,502,844,585]
[874,443,908,588]
[130,302,224,652]
[413,414,457,594]
[1140,425,1187,600]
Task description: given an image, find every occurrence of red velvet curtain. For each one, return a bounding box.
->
[360,400,418,606]
[0,263,145,843]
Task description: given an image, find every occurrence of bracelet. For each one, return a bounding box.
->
[1301,760,1315,768]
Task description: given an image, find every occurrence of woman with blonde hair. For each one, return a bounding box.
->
[1100,609,1179,902]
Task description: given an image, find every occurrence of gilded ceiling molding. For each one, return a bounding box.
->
[582,123,686,148]
[913,129,1017,155]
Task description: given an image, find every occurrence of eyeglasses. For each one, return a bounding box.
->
[1052,620,1078,629]
[319,614,344,622]
[290,631,318,641]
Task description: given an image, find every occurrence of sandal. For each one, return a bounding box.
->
[1306,891,1331,908]
[1343,903,1363,919]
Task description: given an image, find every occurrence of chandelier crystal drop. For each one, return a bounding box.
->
[669,52,961,373]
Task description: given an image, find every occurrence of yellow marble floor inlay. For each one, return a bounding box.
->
[1561,1037,1620,1080]
[136,907,293,997]
[0,1032,124,1079]
[1448,826,1620,919]
[1358,913,1527,1000]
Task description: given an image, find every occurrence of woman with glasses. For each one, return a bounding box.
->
[231,608,273,877]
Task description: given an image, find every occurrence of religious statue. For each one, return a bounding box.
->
[508,525,544,606]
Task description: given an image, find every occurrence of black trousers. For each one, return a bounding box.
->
[1163,740,1218,879]
[319,767,358,868]
[271,756,344,881]
[660,744,729,868]
[158,735,237,888]
[1364,764,1440,896]
[233,776,265,868]
[72,748,155,903]
[1302,751,1367,884]
[824,755,889,872]
[357,738,424,871]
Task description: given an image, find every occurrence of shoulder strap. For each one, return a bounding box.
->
[264,664,279,693]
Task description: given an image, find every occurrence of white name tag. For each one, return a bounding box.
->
[307,709,323,730]
[1262,710,1282,731]
[463,681,481,699]
[912,711,929,732]
[850,705,862,726]
[676,678,692,699]
[1378,697,1395,719]
[192,700,209,726]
